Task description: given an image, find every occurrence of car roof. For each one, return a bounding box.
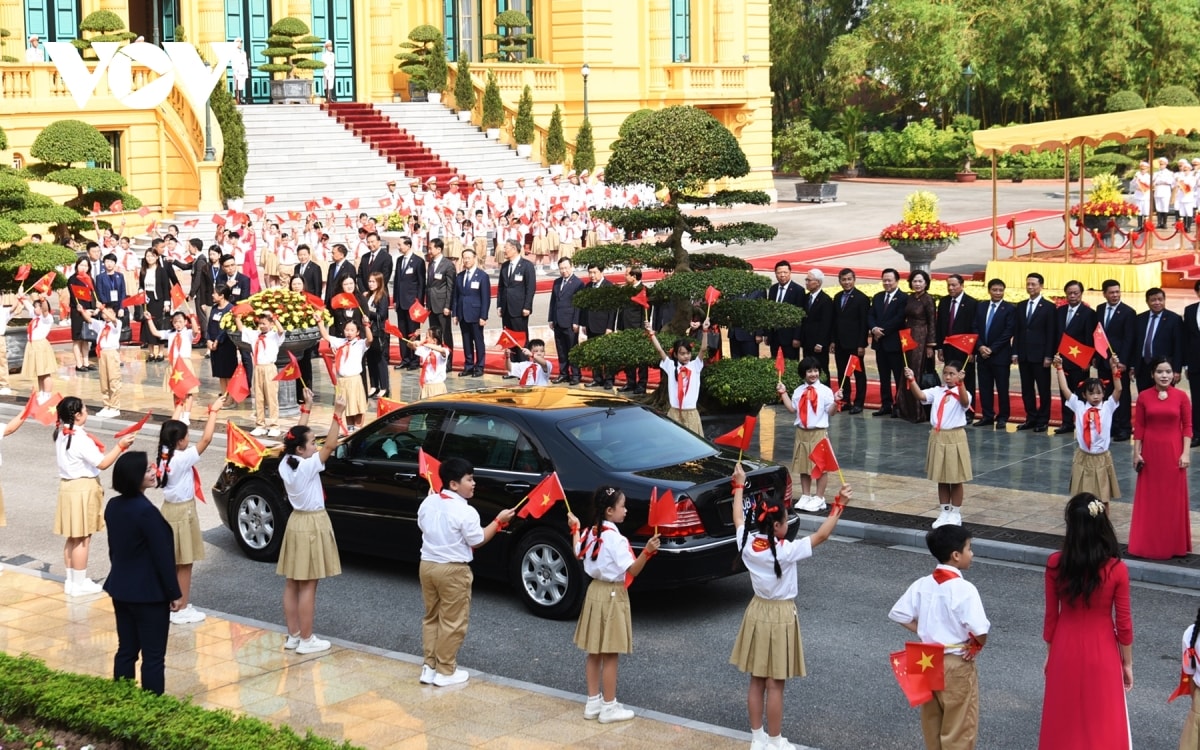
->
[419,387,633,413]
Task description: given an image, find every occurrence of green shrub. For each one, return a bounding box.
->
[425,38,448,93]
[545,105,566,164]
[704,356,802,408]
[573,118,595,172]
[395,25,443,91]
[618,109,654,138]
[1106,90,1145,112]
[773,119,845,182]
[481,72,504,130]
[71,10,135,57]
[513,86,535,145]
[1152,85,1199,107]
[453,54,475,112]
[485,10,534,62]
[210,85,247,200]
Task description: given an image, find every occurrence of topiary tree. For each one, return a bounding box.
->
[258,17,324,79]
[426,38,448,95]
[0,28,16,63]
[482,71,504,130]
[513,86,535,145]
[545,105,566,164]
[484,10,534,62]
[1106,90,1146,113]
[71,11,136,59]
[210,85,246,201]
[453,53,476,112]
[395,24,443,92]
[619,109,654,138]
[25,120,142,219]
[573,118,596,172]
[1152,85,1199,107]
[773,119,847,183]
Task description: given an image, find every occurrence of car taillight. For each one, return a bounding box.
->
[637,496,705,538]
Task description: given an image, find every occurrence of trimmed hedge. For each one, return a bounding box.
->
[0,653,363,749]
[210,85,247,200]
[865,166,1111,180]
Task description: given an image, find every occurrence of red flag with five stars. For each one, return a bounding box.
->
[122,291,147,308]
[303,292,325,310]
[114,411,151,438]
[1093,323,1111,360]
[943,334,979,355]
[713,415,756,452]
[168,358,200,400]
[497,328,526,349]
[518,472,566,518]
[630,288,649,309]
[890,649,934,707]
[376,396,405,418]
[226,363,250,403]
[808,437,841,480]
[419,448,442,492]
[704,286,721,307]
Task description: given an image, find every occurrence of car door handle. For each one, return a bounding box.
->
[394,472,416,482]
[504,482,532,494]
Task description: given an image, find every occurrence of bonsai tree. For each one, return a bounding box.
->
[425,38,449,95]
[71,11,135,59]
[484,10,534,62]
[574,118,596,172]
[25,120,142,219]
[481,71,504,130]
[545,105,566,165]
[258,16,324,79]
[395,24,443,92]
[773,119,845,183]
[453,54,476,112]
[513,86,535,145]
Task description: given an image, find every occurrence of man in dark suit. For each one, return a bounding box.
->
[186,238,213,345]
[616,267,649,393]
[727,288,764,358]
[1096,279,1137,441]
[425,238,456,371]
[497,239,536,368]
[549,257,583,384]
[579,263,617,388]
[800,268,833,382]
[1013,272,1058,431]
[935,274,979,421]
[973,278,1016,427]
[1133,286,1184,392]
[453,248,489,377]
[293,245,323,297]
[830,268,870,413]
[357,231,394,293]
[1183,281,1200,446]
[393,238,427,369]
[323,244,355,308]
[217,254,252,303]
[867,267,908,416]
[765,260,804,362]
[1053,279,1096,434]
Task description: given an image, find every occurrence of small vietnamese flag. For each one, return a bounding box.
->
[1058,333,1095,370]
[264,195,275,205]
[303,291,326,310]
[704,285,721,308]
[273,351,302,382]
[630,288,649,310]
[376,396,405,418]
[169,282,187,310]
[251,207,265,219]
[899,328,919,352]
[378,197,392,208]
[517,472,567,518]
[226,421,267,471]
[226,363,251,403]
[647,487,677,528]
[321,196,333,206]
[92,201,101,215]
[14,264,31,282]
[24,391,62,426]
[211,213,226,226]
[418,448,442,492]
[31,271,56,294]
[845,354,861,377]
[287,210,301,222]
[168,358,200,400]
[109,199,123,213]
[890,649,934,707]
[305,200,319,212]
[775,349,786,380]
[231,302,254,317]
[114,411,152,438]
[905,642,945,692]
[943,333,979,355]
[1170,650,1196,702]
[808,437,841,481]
[137,205,150,218]
[1093,323,1111,360]
[349,198,360,209]
[497,328,526,349]
[332,293,360,311]
[713,415,756,453]
[408,299,430,324]
[121,291,147,308]
[385,321,404,340]
[69,284,93,303]
[183,219,199,229]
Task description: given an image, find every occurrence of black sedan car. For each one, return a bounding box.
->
[213,388,794,619]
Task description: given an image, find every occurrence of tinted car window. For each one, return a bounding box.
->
[559,406,714,471]
[353,410,446,461]
[442,413,523,471]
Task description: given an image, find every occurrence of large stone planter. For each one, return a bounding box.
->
[270,78,313,104]
[456,110,472,123]
[793,182,838,203]
[890,240,952,276]
[516,144,533,158]
[5,325,28,373]
[234,327,322,417]
[1081,214,1134,244]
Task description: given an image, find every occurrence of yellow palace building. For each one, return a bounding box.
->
[1,0,772,214]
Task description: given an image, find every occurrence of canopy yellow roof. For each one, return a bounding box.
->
[972,106,1200,155]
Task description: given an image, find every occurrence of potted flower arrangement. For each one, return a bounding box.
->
[773,119,846,203]
[880,191,960,274]
[1069,174,1139,238]
[221,288,333,353]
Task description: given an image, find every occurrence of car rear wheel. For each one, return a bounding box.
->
[512,529,583,620]
[232,481,287,562]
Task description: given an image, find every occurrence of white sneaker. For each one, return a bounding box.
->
[181,604,206,623]
[598,700,635,724]
[768,737,796,750]
[250,427,268,437]
[797,494,827,513]
[750,728,769,750]
[63,580,75,597]
[432,668,469,687]
[948,507,963,526]
[266,428,282,438]
[419,665,436,684]
[931,508,952,529]
[295,636,331,654]
[583,696,602,720]
[283,633,301,650]
[98,408,119,419]
[71,578,103,596]
[170,609,190,625]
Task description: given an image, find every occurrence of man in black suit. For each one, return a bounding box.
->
[579,264,617,388]
[1013,272,1057,431]
[357,231,394,293]
[616,267,649,393]
[1183,281,1200,446]
[800,268,833,382]
[1132,286,1184,392]
[293,245,323,297]
[727,288,764,358]
[187,238,213,344]
[935,274,979,421]
[765,260,804,362]
[323,244,355,308]
[217,255,252,303]
[393,238,427,369]
[1096,279,1136,441]
[1053,279,1096,434]
[453,248,489,376]
[425,238,456,371]
[497,239,536,368]
[867,267,908,416]
[830,268,869,413]
[549,257,583,384]
[973,278,1016,427]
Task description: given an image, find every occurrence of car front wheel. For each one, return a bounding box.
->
[511,529,584,620]
[232,481,287,562]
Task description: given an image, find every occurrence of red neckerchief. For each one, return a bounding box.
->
[420,352,437,387]
[520,362,539,386]
[27,320,35,342]
[932,567,960,584]
[254,334,266,365]
[336,338,356,375]
[168,331,183,363]
[1083,407,1100,450]
[101,322,113,346]
[677,365,691,408]
[192,466,206,503]
[798,385,818,428]
[935,389,956,431]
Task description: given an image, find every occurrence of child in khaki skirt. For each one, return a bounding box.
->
[154,394,225,626]
[730,462,850,750]
[1054,355,1122,506]
[777,357,841,513]
[317,317,371,431]
[647,320,709,435]
[904,360,973,529]
[416,329,450,399]
[277,394,346,655]
[567,487,661,724]
[22,294,56,399]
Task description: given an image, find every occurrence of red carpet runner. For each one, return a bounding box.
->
[322,102,464,190]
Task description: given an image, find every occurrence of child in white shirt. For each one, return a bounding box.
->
[508,338,553,387]
[776,357,841,512]
[647,320,709,436]
[416,330,450,399]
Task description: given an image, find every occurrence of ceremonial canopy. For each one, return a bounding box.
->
[972,106,1200,155]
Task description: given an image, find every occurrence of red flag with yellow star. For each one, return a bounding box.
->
[905,642,945,692]
[1058,333,1095,370]
[518,472,567,518]
[890,649,934,707]
[898,328,919,352]
[169,282,187,310]
[227,363,251,402]
[408,299,430,324]
[332,292,360,311]
[168,358,200,400]
[273,351,302,382]
[713,416,756,452]
[24,391,62,426]
[418,448,442,492]
[377,396,405,418]
[226,421,267,471]
[30,271,56,295]
[69,283,93,303]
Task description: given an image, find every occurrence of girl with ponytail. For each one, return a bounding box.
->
[1179,607,1200,747]
[154,394,225,625]
[276,389,346,655]
[566,486,660,724]
[730,462,851,750]
[22,293,56,399]
[53,396,135,596]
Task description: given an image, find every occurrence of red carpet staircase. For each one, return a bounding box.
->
[322,102,464,191]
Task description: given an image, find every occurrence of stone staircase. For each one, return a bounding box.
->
[322,102,464,189]
[375,102,550,184]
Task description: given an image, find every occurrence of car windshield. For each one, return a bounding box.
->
[558,405,715,471]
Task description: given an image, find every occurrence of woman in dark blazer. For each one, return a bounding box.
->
[67,257,97,373]
[138,247,181,361]
[104,451,183,696]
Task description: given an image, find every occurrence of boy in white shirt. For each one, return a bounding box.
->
[236,312,285,437]
[508,339,553,387]
[416,330,450,399]
[776,357,841,512]
[646,320,709,436]
[81,306,123,417]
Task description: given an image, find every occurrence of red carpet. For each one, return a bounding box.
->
[322,102,465,191]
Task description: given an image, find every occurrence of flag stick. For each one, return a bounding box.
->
[837,468,846,485]
[563,496,573,514]
[902,349,909,370]
[737,447,744,463]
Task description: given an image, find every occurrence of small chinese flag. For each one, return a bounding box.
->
[905,642,945,692]
[303,291,326,310]
[775,349,786,379]
[169,283,187,310]
[287,210,301,222]
[146,219,157,234]
[24,391,62,426]
[630,288,649,310]
[109,199,123,213]
[31,271,56,294]
[647,487,677,527]
[69,284,93,303]
[137,205,150,218]
[808,437,840,480]
[419,448,442,492]
[845,354,861,377]
[114,411,152,438]
[1093,323,1111,360]
[899,328,919,352]
[168,358,200,400]
[251,207,265,219]
[943,333,979,355]
[122,291,147,308]
[409,299,430,324]
[497,328,526,349]
[183,218,199,229]
[1170,660,1195,703]
[321,196,332,206]
[385,321,404,339]
[349,198,360,209]
[211,213,227,226]
[332,292,360,311]
[1058,333,1095,370]
[231,302,254,316]
[518,472,567,518]
[704,285,721,308]
[713,415,756,452]
[305,200,319,212]
[14,264,31,282]
[376,396,405,418]
[273,351,302,382]
[378,197,391,208]
[226,421,267,471]
[226,363,251,403]
[890,650,934,707]
[264,195,275,205]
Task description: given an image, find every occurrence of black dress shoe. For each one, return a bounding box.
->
[569,378,581,386]
[471,370,484,377]
[996,419,1008,428]
[873,408,892,416]
[502,374,518,380]
[1111,432,1130,442]
[457,370,471,377]
[585,381,604,388]
[75,366,87,373]
[1033,424,1048,433]
[618,385,636,392]
[848,405,863,414]
[393,364,406,371]
[632,386,646,395]
[552,376,569,384]
[973,419,995,427]
[1056,425,1074,435]
[1016,422,1035,431]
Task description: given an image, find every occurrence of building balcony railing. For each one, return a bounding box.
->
[663,64,750,100]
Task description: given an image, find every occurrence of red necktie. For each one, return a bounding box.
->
[520,362,539,386]
[336,339,355,375]
[101,323,112,346]
[677,366,691,408]
[169,333,182,363]
[932,568,960,584]
[27,321,34,342]
[1083,407,1100,450]
[192,466,206,503]
[798,386,818,428]
[254,335,266,365]
[935,390,956,431]
[421,353,436,387]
